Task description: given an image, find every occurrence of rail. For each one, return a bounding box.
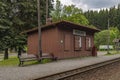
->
[34,57,120,80]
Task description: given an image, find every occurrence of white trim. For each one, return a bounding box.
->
[79,37,82,47]
[88,38,91,47]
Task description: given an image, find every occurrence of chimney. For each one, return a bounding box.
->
[46,18,52,24]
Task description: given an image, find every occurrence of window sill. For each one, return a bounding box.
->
[86,47,92,51]
[74,47,82,51]
[74,50,81,51]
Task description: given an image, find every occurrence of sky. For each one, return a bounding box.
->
[58,0,120,11]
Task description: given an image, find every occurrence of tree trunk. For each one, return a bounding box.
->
[18,47,21,58]
[4,48,9,60]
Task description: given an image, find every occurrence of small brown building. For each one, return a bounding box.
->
[24,21,99,59]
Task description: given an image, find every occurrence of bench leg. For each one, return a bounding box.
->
[19,62,21,66]
[21,61,24,66]
[38,58,42,62]
[19,61,24,67]
[52,57,57,61]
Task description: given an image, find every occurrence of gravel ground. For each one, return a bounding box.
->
[0,54,120,80]
[75,61,120,80]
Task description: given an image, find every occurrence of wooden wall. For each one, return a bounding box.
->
[56,26,94,59]
[27,25,95,59]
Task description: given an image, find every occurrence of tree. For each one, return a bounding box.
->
[51,0,89,26]
[0,0,54,59]
[50,0,62,21]
[11,0,54,57]
[62,5,89,25]
[84,4,120,30]
[94,27,120,48]
[0,1,13,59]
[11,0,54,31]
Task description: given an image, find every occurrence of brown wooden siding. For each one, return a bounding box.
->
[27,32,38,55]
[56,26,94,59]
[27,27,59,56]
[27,25,95,59]
[41,27,59,56]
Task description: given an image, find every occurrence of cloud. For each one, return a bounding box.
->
[75,2,89,11]
[70,0,120,11]
[60,0,74,6]
[54,0,120,11]
[59,0,89,11]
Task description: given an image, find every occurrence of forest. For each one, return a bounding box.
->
[84,4,120,30]
[84,4,120,48]
[0,0,120,59]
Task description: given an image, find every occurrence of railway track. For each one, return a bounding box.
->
[34,57,120,80]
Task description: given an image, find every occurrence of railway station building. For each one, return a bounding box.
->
[24,20,99,59]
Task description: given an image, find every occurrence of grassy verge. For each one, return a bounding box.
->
[0,57,19,66]
[105,51,120,56]
[0,57,52,67]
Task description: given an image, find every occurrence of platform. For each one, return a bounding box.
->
[0,53,120,80]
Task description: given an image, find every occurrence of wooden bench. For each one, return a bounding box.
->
[18,53,57,66]
[18,54,39,66]
[41,53,57,61]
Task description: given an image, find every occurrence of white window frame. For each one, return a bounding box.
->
[79,37,82,48]
[88,38,91,48]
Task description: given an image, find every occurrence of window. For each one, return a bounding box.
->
[86,37,91,50]
[74,36,82,50]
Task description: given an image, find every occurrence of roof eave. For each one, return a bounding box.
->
[21,20,100,34]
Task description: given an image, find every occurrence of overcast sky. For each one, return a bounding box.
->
[58,0,120,11]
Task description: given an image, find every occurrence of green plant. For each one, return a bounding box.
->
[0,57,39,66]
[0,57,19,66]
[41,59,52,64]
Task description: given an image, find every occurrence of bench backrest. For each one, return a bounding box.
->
[42,53,53,57]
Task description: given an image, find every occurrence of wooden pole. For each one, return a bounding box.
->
[37,0,42,58]
[46,0,48,23]
[107,18,110,54]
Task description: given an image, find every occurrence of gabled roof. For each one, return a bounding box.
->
[22,20,100,34]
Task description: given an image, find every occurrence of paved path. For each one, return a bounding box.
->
[0,54,120,80]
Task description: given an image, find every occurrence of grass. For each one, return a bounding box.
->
[105,50,120,56]
[41,58,52,64]
[0,56,52,67]
[0,57,19,66]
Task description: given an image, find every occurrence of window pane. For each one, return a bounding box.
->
[88,38,91,47]
[74,36,82,50]
[86,37,91,50]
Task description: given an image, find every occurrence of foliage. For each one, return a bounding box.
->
[0,57,19,66]
[41,59,52,64]
[94,27,120,48]
[11,0,54,31]
[0,0,54,59]
[51,0,89,26]
[51,0,62,21]
[105,50,120,55]
[110,27,120,38]
[84,4,120,30]
[0,56,40,66]
[0,56,52,66]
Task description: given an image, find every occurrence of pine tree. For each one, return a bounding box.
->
[0,0,54,59]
